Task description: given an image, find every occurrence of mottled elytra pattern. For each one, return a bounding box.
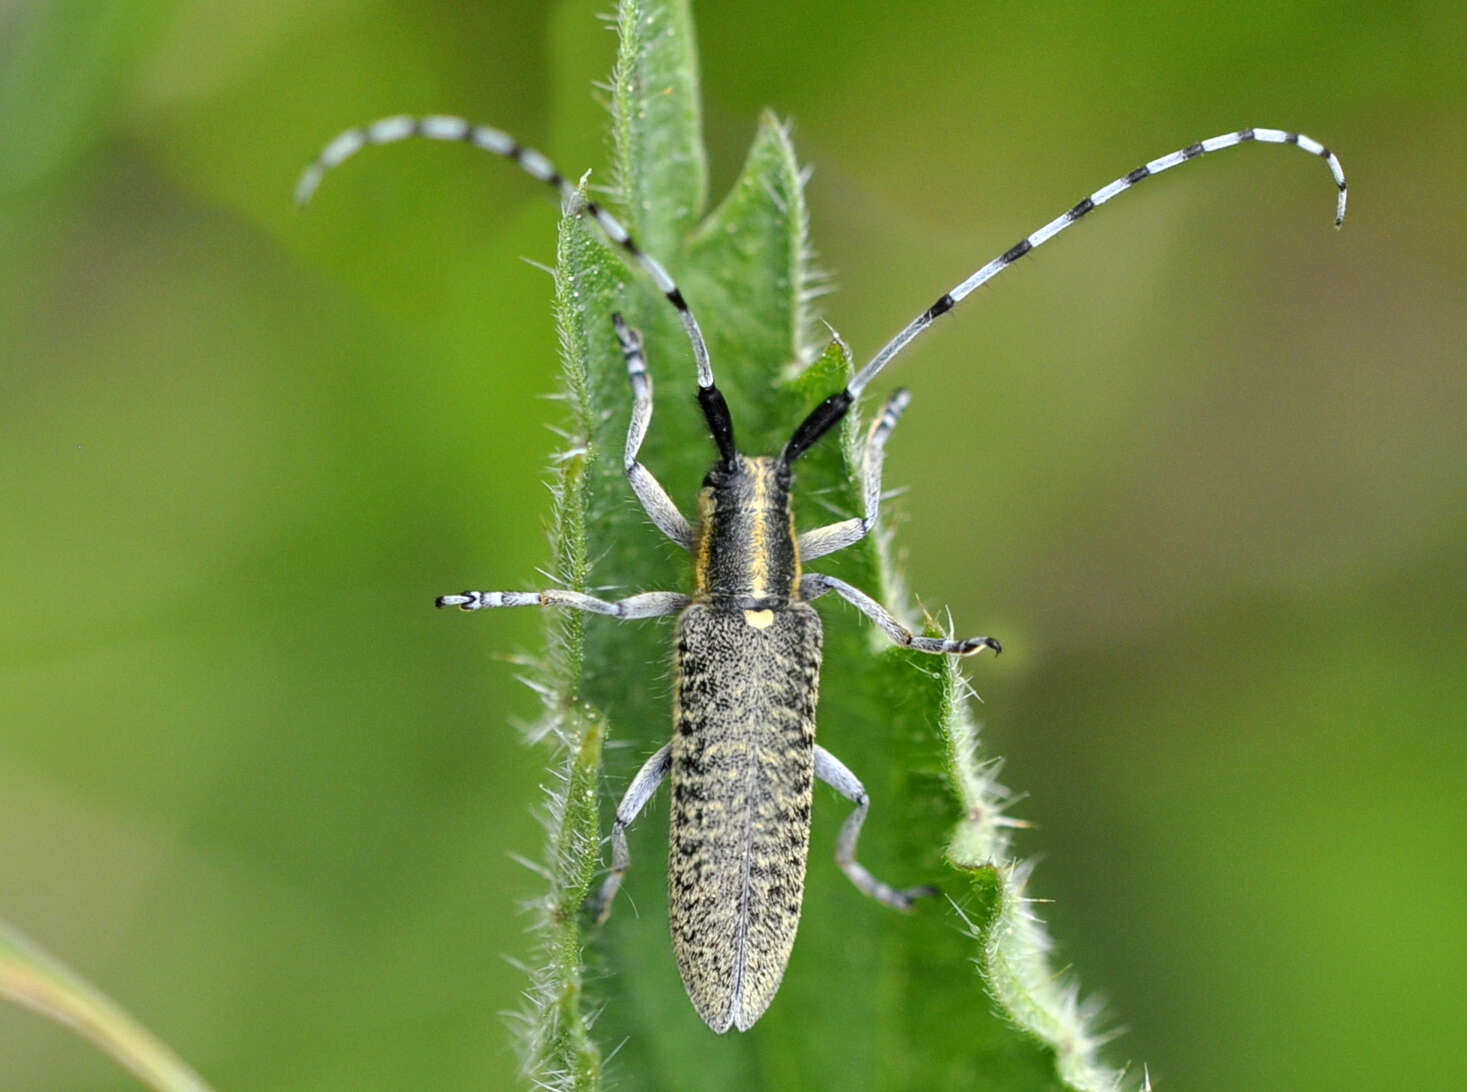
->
[298,106,1345,1034]
[671,605,821,1033]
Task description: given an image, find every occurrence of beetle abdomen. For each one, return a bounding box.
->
[669,602,822,1033]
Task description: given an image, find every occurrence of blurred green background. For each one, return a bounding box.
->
[2,0,1463,1088]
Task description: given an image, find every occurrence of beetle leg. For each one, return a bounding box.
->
[435,588,690,617]
[814,744,937,911]
[799,573,1000,656]
[585,742,672,923]
[797,388,911,561]
[613,313,695,550]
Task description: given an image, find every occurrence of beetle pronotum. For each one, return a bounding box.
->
[299,116,1345,1032]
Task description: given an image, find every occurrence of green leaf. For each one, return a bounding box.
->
[612,0,707,251]
[506,192,628,1092]
[0,918,215,1092]
[516,704,605,1091]
[516,0,1143,1088]
[687,111,814,439]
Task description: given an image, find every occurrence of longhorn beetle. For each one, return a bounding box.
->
[298,116,1346,1033]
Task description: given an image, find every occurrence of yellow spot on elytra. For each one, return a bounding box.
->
[743,609,774,630]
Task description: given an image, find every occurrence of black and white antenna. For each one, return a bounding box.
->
[296,116,717,391]
[298,118,1346,467]
[846,127,1346,400]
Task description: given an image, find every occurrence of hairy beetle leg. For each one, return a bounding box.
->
[436,589,690,618]
[585,742,673,924]
[800,573,999,657]
[816,745,941,911]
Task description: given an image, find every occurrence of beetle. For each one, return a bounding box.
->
[298,116,1345,1032]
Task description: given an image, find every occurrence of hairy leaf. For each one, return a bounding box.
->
[517,1,1142,1088]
